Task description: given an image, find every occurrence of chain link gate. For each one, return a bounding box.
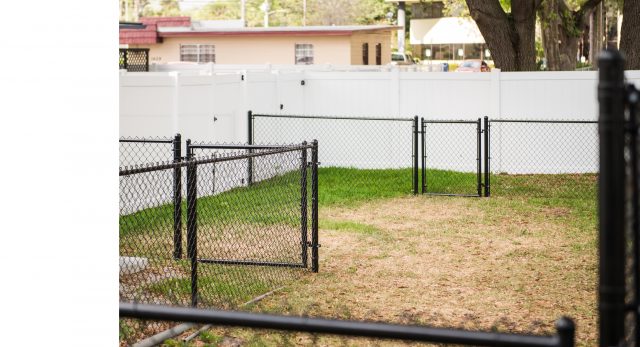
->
[250,112,420,197]
[185,142,319,273]
[120,142,319,310]
[421,118,482,197]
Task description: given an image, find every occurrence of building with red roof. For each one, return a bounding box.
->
[120,17,399,65]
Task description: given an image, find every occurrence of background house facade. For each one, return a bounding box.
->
[120,17,398,65]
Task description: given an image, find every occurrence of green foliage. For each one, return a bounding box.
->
[199,331,224,344]
[119,319,134,341]
[142,0,182,17]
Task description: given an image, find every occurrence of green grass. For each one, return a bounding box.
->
[318,167,414,206]
[121,167,597,311]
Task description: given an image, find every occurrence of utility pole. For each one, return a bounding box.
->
[241,0,246,27]
[397,1,405,53]
[260,0,270,27]
[303,0,307,26]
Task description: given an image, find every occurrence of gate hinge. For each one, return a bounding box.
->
[306,242,321,248]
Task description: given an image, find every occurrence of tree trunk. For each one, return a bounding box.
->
[539,0,602,70]
[620,0,640,70]
[466,0,538,71]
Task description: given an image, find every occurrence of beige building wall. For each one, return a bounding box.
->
[349,32,392,65]
[133,35,353,65]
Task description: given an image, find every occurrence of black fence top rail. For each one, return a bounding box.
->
[119,143,313,176]
[489,119,597,124]
[189,144,300,150]
[119,138,174,144]
[422,120,480,124]
[120,303,573,347]
[252,113,415,122]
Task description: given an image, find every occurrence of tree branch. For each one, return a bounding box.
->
[575,0,603,28]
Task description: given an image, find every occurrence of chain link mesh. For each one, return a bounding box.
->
[191,147,311,309]
[120,144,316,318]
[119,137,175,168]
[253,115,416,199]
[488,120,598,200]
[422,120,481,196]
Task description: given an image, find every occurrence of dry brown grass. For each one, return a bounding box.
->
[224,195,597,346]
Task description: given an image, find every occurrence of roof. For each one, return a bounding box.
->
[120,17,399,44]
[158,24,400,37]
[409,17,484,45]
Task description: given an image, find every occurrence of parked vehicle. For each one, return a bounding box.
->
[390,52,415,65]
[455,59,491,72]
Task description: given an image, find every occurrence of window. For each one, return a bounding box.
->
[362,43,369,65]
[295,44,314,65]
[180,44,215,63]
[375,44,382,65]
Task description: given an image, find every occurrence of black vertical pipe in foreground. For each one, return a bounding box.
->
[556,317,575,347]
[247,111,254,186]
[476,118,482,197]
[186,159,198,307]
[628,85,640,344]
[484,117,490,197]
[311,140,319,273]
[413,116,419,195]
[173,133,182,259]
[597,49,626,347]
[421,118,426,194]
[300,143,309,268]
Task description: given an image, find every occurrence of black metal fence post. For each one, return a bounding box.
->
[186,139,193,159]
[173,133,182,259]
[484,117,490,197]
[421,118,426,194]
[556,317,575,347]
[186,157,198,307]
[413,116,419,195]
[247,111,254,186]
[597,49,626,347]
[311,140,319,273]
[301,143,309,268]
[476,118,482,197]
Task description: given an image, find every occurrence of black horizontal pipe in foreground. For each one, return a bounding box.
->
[120,303,574,347]
[489,119,596,124]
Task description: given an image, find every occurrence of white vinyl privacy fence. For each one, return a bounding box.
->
[120,66,640,174]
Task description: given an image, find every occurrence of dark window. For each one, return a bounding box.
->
[362,43,369,65]
[375,43,382,65]
[295,44,314,65]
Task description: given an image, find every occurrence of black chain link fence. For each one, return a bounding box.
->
[251,113,419,200]
[119,135,180,168]
[487,120,598,201]
[120,143,318,313]
[421,119,482,197]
